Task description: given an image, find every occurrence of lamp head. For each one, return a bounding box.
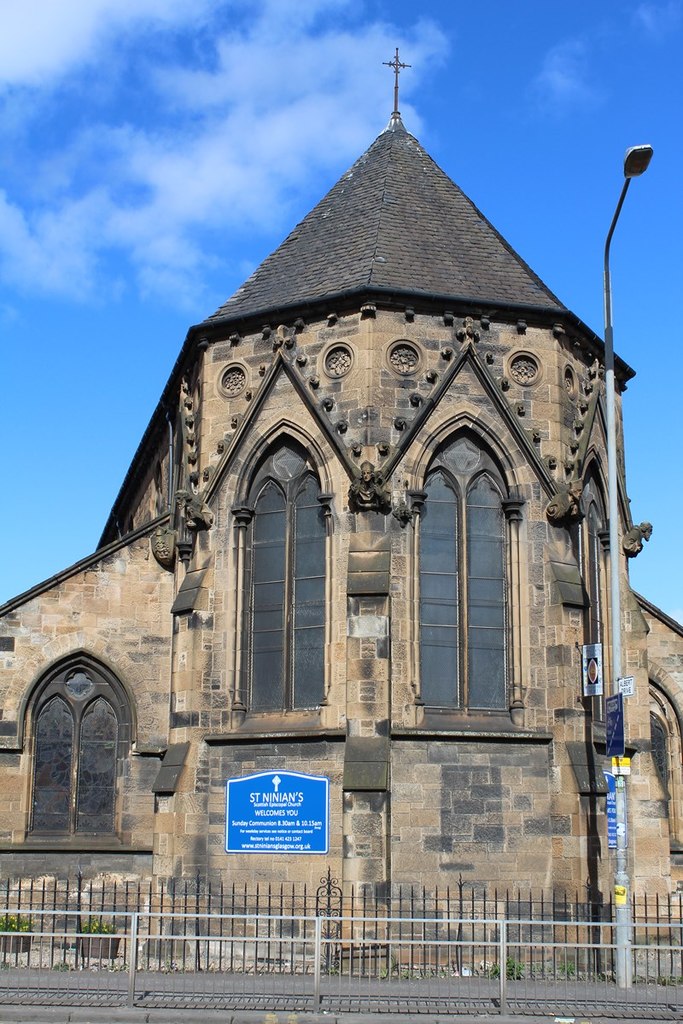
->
[624,144,653,178]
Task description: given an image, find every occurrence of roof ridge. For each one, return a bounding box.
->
[368,126,398,286]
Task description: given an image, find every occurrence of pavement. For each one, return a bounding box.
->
[0,1008,641,1024]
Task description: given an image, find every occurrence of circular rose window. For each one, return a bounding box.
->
[564,365,577,398]
[388,342,420,375]
[324,345,353,378]
[509,353,540,386]
[219,364,247,398]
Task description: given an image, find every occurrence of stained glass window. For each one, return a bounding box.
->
[76,698,118,832]
[30,662,128,837]
[419,473,459,707]
[650,712,668,794]
[582,473,607,720]
[420,437,508,711]
[247,441,326,712]
[467,477,506,709]
[33,697,73,832]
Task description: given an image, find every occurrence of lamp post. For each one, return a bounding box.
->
[603,143,653,989]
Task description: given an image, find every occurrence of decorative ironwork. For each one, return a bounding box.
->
[316,866,343,974]
[383,47,411,119]
[315,866,343,919]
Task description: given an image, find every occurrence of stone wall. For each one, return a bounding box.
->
[0,302,678,900]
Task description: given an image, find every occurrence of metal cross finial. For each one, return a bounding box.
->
[383,47,411,119]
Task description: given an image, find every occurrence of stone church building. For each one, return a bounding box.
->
[1,111,682,900]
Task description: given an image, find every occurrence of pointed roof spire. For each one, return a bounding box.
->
[208,123,566,326]
[383,47,411,125]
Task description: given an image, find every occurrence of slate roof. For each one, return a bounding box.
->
[208,116,566,324]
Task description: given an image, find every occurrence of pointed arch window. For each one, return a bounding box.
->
[583,476,606,649]
[30,660,130,836]
[245,441,326,712]
[419,435,508,711]
[580,472,608,718]
[650,683,683,846]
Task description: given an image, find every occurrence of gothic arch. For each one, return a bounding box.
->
[649,675,683,846]
[17,649,138,749]
[233,419,334,506]
[581,454,608,503]
[408,413,521,494]
[413,428,524,718]
[230,433,331,717]
[25,653,133,838]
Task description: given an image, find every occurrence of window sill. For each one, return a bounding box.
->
[205,716,345,745]
[393,710,551,742]
[0,838,153,854]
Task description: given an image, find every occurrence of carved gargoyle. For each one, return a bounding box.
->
[623,521,652,558]
[151,526,176,570]
[176,490,214,531]
[348,461,392,515]
[392,498,413,526]
[546,481,584,526]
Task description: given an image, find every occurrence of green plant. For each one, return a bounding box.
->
[80,917,114,935]
[506,957,525,980]
[0,914,32,933]
[557,959,576,979]
[487,956,525,980]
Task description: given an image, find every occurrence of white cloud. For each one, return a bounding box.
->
[0,188,106,298]
[634,1,682,37]
[0,0,218,89]
[0,3,449,306]
[532,39,601,110]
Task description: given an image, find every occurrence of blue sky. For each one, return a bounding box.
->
[1,0,681,620]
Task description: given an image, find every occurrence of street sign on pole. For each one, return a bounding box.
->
[606,692,625,757]
[618,675,635,697]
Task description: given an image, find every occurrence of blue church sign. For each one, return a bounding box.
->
[225,770,329,854]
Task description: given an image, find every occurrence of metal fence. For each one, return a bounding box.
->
[4,871,683,926]
[1,877,683,1017]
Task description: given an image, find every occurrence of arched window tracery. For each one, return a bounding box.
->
[29,660,130,837]
[650,683,683,846]
[582,473,607,650]
[419,434,508,711]
[242,439,327,713]
[580,471,608,717]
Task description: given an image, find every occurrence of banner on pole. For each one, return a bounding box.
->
[606,692,625,757]
[582,643,603,697]
[603,770,617,849]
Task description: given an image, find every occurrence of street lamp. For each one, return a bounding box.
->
[603,143,653,989]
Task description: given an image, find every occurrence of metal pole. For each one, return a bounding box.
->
[127,912,139,1007]
[499,918,507,1014]
[603,177,632,990]
[313,914,322,1007]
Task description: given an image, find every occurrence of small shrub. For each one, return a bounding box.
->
[80,917,114,935]
[0,914,32,933]
[506,957,525,980]
[487,957,525,980]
